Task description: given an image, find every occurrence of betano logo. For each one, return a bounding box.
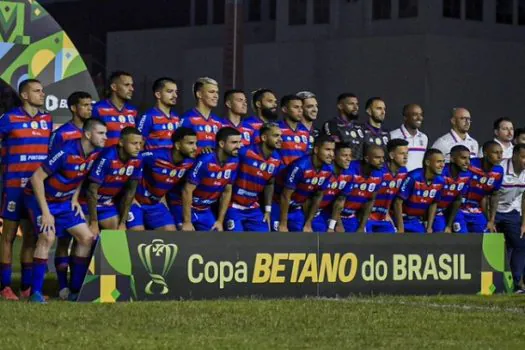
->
[137,239,178,295]
[187,253,472,289]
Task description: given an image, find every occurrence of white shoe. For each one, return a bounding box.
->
[59,287,71,300]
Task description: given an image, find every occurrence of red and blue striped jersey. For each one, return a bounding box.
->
[341,160,383,217]
[231,145,282,209]
[243,115,266,144]
[180,108,224,150]
[49,120,82,154]
[180,152,239,210]
[25,139,99,203]
[370,164,408,221]
[136,149,194,205]
[223,118,255,147]
[461,158,503,214]
[397,169,445,218]
[82,146,142,205]
[437,164,471,213]
[92,99,137,147]
[273,155,333,207]
[137,107,180,150]
[319,168,354,211]
[277,120,310,166]
[0,107,53,189]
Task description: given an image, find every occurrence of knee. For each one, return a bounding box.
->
[76,233,95,247]
[37,233,55,248]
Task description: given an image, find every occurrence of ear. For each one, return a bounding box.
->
[71,104,78,114]
[281,105,287,114]
[225,99,232,109]
[389,151,395,160]
[154,91,162,100]
[255,101,261,109]
[20,91,28,100]
[110,82,117,93]
[174,141,181,151]
[196,89,202,100]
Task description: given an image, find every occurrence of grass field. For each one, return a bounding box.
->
[2,240,525,349]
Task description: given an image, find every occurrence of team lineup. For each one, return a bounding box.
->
[0,71,524,303]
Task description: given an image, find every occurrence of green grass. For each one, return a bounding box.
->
[0,296,524,349]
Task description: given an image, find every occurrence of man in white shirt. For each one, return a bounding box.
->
[495,144,525,293]
[432,108,479,162]
[390,104,428,171]
[479,117,514,160]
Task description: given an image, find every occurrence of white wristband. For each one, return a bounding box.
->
[265,205,272,213]
[328,219,337,230]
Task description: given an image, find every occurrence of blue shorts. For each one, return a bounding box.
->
[433,214,446,232]
[455,211,487,233]
[127,203,175,229]
[366,220,396,233]
[25,194,85,238]
[403,217,426,233]
[270,203,305,232]
[1,187,28,221]
[171,205,216,231]
[225,207,269,232]
[312,211,329,233]
[81,204,119,222]
[341,216,359,233]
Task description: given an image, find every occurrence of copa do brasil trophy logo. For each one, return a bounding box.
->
[137,239,178,295]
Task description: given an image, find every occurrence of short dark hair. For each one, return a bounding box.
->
[259,122,279,138]
[515,128,525,142]
[386,138,409,153]
[172,127,197,143]
[335,142,352,153]
[224,89,245,103]
[216,127,241,145]
[108,71,132,86]
[83,118,107,132]
[513,143,525,155]
[493,117,513,131]
[67,91,92,110]
[280,94,302,108]
[314,134,335,148]
[482,140,501,153]
[337,93,357,103]
[423,148,443,165]
[450,145,471,157]
[364,143,384,157]
[402,104,421,116]
[252,88,275,110]
[365,97,383,110]
[152,77,176,93]
[18,79,41,95]
[120,126,142,139]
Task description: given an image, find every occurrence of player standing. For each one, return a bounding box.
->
[296,91,320,152]
[92,71,137,147]
[137,77,180,150]
[276,95,310,166]
[24,118,107,303]
[362,97,390,155]
[223,89,253,146]
[244,89,279,133]
[128,128,197,230]
[0,79,52,300]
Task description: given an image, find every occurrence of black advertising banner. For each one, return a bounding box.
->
[78,231,513,303]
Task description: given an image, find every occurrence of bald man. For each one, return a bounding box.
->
[432,108,479,162]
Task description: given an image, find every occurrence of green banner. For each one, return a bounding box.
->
[78,231,513,303]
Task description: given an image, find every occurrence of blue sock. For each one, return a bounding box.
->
[70,256,90,293]
[0,263,12,290]
[31,258,48,295]
[20,263,33,291]
[54,256,70,291]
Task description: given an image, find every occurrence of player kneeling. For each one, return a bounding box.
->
[24,118,107,303]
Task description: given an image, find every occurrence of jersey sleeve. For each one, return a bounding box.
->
[181,117,194,131]
[319,174,332,191]
[284,163,304,190]
[88,155,111,184]
[0,114,12,140]
[187,158,207,186]
[91,105,101,119]
[397,176,415,200]
[137,113,152,137]
[131,159,143,181]
[43,149,67,175]
[48,130,63,155]
[492,169,504,192]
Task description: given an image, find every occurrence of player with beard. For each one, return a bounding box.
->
[362,97,390,156]
[181,77,224,153]
[92,71,137,147]
[389,104,428,171]
[478,117,514,160]
[223,89,253,146]
[296,91,320,153]
[244,89,279,132]
[515,128,525,145]
[322,93,365,160]
[276,95,310,166]
[137,77,181,151]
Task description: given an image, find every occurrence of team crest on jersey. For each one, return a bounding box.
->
[119,167,126,175]
[260,163,267,171]
[205,125,212,133]
[243,132,251,141]
[382,136,388,145]
[368,183,376,192]
[430,189,437,198]
[126,166,134,176]
[458,183,464,191]
[212,125,219,133]
[331,182,338,189]
[453,222,461,232]
[339,181,347,190]
[294,136,301,144]
[375,138,382,146]
[318,177,325,186]
[225,170,231,179]
[167,123,174,131]
[178,169,186,178]
[480,177,487,184]
[268,164,275,174]
[79,163,86,171]
[40,120,48,130]
[170,169,177,177]
[359,183,367,191]
[226,220,235,230]
[118,115,126,123]
[301,135,308,144]
[128,116,134,124]
[217,172,223,180]
[350,131,357,138]
[7,201,16,212]
[357,129,364,138]
[312,177,318,185]
[389,181,396,188]
[487,178,494,186]
[30,121,39,129]
[423,190,429,197]
[450,184,456,191]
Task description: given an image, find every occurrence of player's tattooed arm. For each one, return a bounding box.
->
[30,167,54,235]
[426,202,438,234]
[263,179,275,226]
[119,180,139,229]
[445,195,462,233]
[393,198,404,233]
[87,182,102,236]
[330,195,346,232]
[182,182,197,231]
[213,184,232,231]
[304,191,323,233]
[279,188,294,232]
[357,192,377,232]
[487,193,499,233]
